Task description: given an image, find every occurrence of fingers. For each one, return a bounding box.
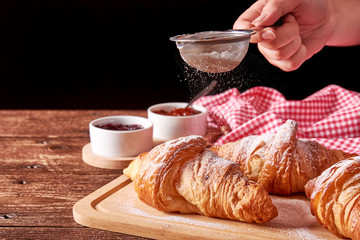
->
[258,14,307,71]
[234,0,301,43]
[233,0,308,71]
[233,0,277,43]
[252,0,300,27]
[233,0,267,30]
[249,12,297,45]
[261,44,307,72]
[259,35,302,61]
[259,14,299,50]
[249,28,277,43]
[233,0,299,28]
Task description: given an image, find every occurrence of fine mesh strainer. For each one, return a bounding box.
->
[170,30,254,73]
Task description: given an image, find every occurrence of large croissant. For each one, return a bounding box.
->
[211,120,356,195]
[124,135,278,223]
[304,157,360,240]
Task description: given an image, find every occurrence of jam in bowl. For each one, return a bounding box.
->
[95,123,144,131]
[148,102,207,143]
[89,115,153,158]
[152,107,201,116]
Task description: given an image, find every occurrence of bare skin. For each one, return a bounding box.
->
[233,0,360,71]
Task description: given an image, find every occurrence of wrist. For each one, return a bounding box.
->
[326,0,360,46]
[325,0,340,46]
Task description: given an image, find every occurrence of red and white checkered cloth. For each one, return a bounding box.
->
[194,84,360,155]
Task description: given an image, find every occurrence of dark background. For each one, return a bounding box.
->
[1,0,359,109]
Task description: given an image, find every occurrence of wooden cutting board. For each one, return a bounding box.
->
[73,175,338,240]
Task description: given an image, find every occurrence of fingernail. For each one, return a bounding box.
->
[261,30,276,40]
[252,13,267,25]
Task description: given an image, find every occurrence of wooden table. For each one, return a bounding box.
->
[0,110,150,239]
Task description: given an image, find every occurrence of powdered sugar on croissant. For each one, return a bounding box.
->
[211,120,356,195]
[124,135,278,223]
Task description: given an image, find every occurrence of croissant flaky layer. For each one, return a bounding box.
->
[124,135,278,223]
[305,157,360,240]
[211,120,356,195]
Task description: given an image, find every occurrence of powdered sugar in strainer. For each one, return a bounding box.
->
[170,30,254,73]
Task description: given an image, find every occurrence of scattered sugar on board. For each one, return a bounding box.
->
[266,196,327,240]
[292,229,324,240]
[103,189,254,239]
[119,201,242,233]
[102,187,331,240]
[269,197,315,228]
[113,201,247,240]
[98,184,336,240]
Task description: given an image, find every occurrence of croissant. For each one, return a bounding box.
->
[304,157,360,240]
[211,120,356,195]
[124,135,278,223]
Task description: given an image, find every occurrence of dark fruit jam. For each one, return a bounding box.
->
[153,107,201,116]
[95,123,144,131]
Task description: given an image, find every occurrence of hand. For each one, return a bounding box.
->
[233,0,335,71]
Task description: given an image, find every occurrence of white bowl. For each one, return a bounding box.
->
[147,102,207,143]
[89,115,153,158]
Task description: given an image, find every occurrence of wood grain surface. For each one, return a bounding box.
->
[0,110,151,239]
[74,175,338,240]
